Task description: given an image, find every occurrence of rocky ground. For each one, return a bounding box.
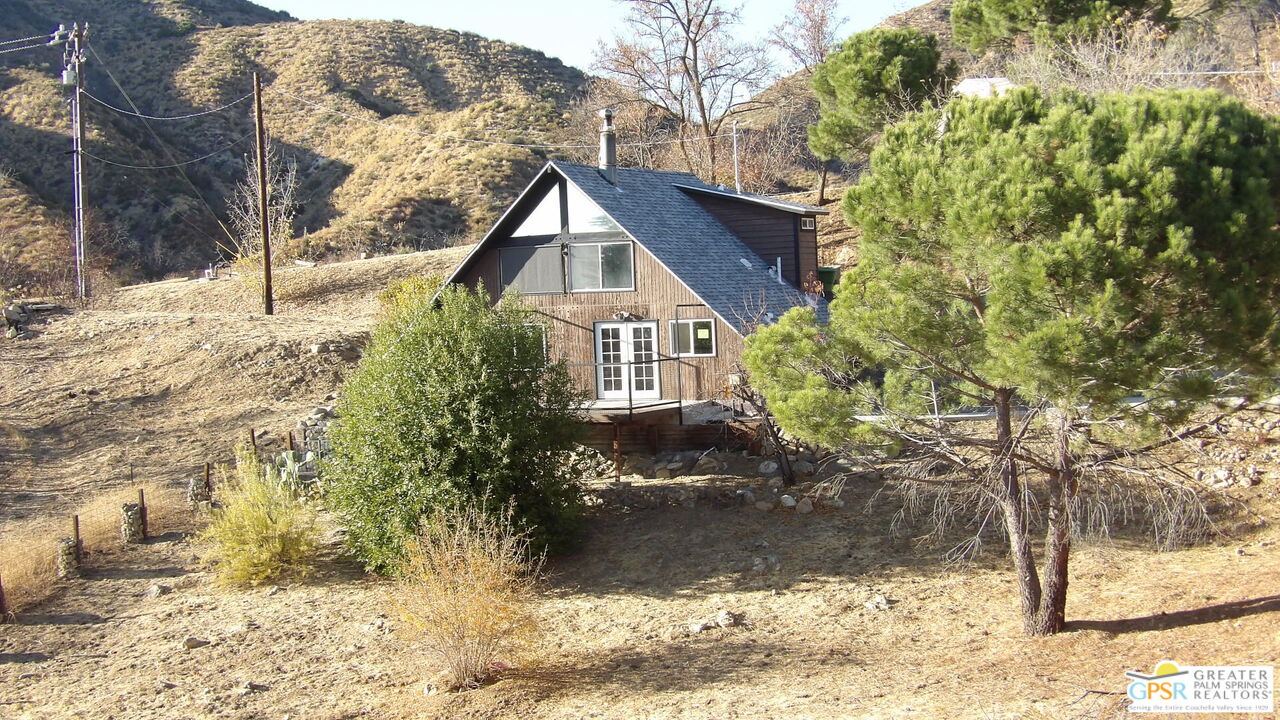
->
[0,457,1276,720]
[2,245,1279,719]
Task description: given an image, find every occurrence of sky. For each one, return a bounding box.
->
[259,0,910,72]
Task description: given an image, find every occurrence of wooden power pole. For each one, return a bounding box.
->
[253,72,273,316]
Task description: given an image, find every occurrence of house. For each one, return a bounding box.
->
[441,110,827,416]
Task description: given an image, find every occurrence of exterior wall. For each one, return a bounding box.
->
[688,194,818,287]
[458,242,744,402]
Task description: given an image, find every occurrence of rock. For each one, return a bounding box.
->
[309,344,324,354]
[693,456,720,474]
[424,669,460,696]
[736,488,756,504]
[4,304,26,322]
[758,460,779,475]
[666,460,686,471]
[779,495,797,508]
[819,497,846,509]
[240,681,269,693]
[266,586,284,596]
[715,609,739,628]
[751,554,780,574]
[687,619,716,634]
[157,680,177,690]
[864,594,890,611]
[182,637,211,650]
[655,468,672,480]
[754,499,776,511]
[145,584,173,599]
[765,477,785,489]
[793,460,815,476]
[795,497,814,514]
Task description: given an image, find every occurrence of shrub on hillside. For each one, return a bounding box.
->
[323,282,586,573]
[199,445,321,586]
[392,503,542,690]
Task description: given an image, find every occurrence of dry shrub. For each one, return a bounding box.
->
[392,504,543,690]
[0,483,189,614]
[198,445,320,586]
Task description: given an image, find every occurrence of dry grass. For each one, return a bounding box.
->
[392,504,544,691]
[196,445,321,587]
[0,482,189,614]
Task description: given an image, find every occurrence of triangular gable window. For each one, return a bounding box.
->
[511,186,563,237]
[566,183,620,234]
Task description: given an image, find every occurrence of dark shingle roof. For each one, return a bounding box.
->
[552,162,827,335]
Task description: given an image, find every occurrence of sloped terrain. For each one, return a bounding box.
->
[0,246,468,528]
[0,0,585,287]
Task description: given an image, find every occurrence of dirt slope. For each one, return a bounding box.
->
[0,247,468,530]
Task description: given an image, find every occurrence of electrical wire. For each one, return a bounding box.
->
[86,42,238,247]
[269,87,734,150]
[81,88,253,121]
[0,33,49,46]
[83,131,254,169]
[0,43,50,55]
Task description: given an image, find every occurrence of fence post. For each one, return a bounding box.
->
[286,430,296,452]
[248,427,258,453]
[612,422,622,483]
[204,462,212,494]
[0,572,8,620]
[138,488,148,540]
[72,514,81,561]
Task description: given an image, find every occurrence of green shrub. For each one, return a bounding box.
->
[324,282,586,573]
[199,445,321,586]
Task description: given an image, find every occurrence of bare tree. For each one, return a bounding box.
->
[769,0,848,73]
[226,142,298,270]
[1004,23,1227,94]
[595,0,772,182]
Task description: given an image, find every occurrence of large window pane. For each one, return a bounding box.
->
[500,246,561,293]
[569,242,633,291]
[569,244,601,290]
[601,243,633,289]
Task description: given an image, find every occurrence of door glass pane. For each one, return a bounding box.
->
[569,244,601,290]
[600,327,623,392]
[601,243,633,289]
[631,325,655,392]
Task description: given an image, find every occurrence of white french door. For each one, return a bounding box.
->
[594,321,660,400]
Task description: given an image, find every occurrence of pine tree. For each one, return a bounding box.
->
[746,88,1280,635]
[951,0,1173,52]
[807,28,956,163]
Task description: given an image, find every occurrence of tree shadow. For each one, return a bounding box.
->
[15,612,103,626]
[1070,594,1280,634]
[86,565,187,581]
[0,652,51,663]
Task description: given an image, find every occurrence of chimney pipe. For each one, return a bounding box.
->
[599,108,617,185]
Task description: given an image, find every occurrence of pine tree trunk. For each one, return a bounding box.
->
[817,162,829,205]
[994,388,1043,633]
[1029,411,1075,636]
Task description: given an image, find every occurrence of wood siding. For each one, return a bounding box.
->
[459,242,744,402]
[688,194,818,286]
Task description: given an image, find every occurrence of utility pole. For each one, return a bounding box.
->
[253,72,273,316]
[732,119,742,193]
[59,24,88,298]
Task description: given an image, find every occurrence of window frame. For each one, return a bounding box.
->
[800,217,816,230]
[568,240,635,293]
[668,318,717,358]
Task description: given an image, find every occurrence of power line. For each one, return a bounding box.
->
[0,33,49,46]
[83,131,254,169]
[0,43,50,55]
[85,42,237,248]
[81,88,253,121]
[268,87,734,150]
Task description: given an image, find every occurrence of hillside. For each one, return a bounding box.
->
[0,0,586,291]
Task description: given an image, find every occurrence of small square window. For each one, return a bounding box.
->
[670,318,716,357]
[800,217,816,230]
